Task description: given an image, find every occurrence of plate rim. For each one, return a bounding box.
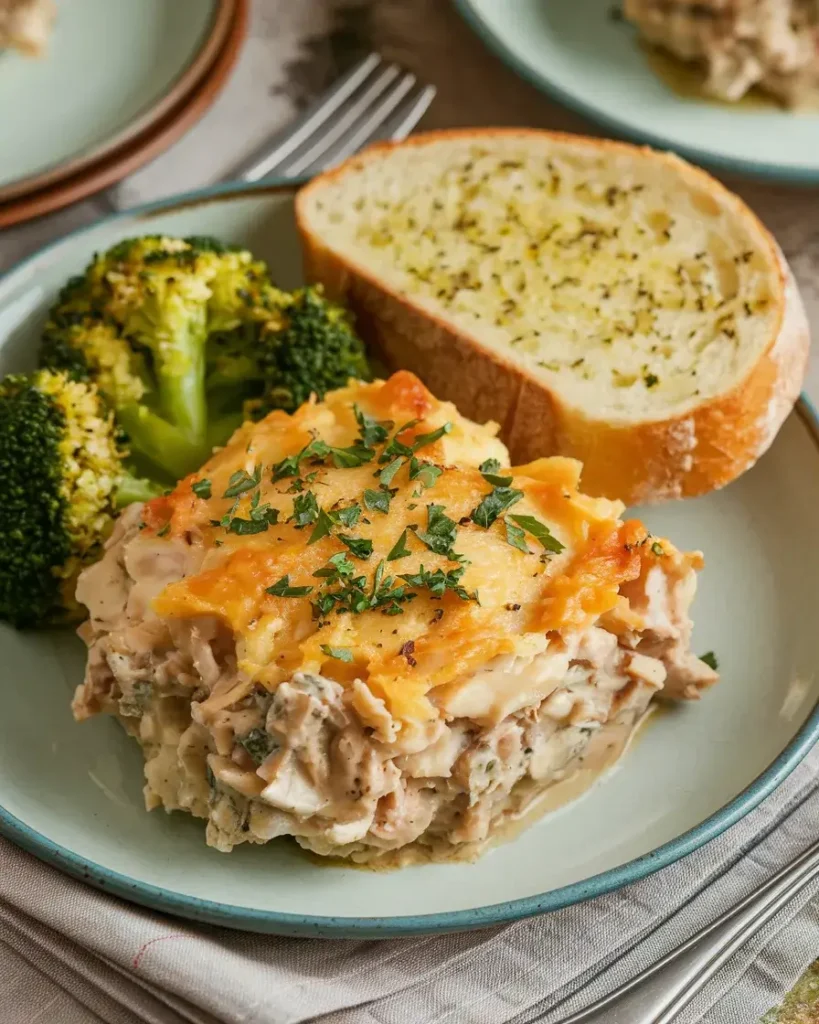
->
[453,0,819,186]
[0,0,236,204]
[0,4,249,230]
[1,178,818,937]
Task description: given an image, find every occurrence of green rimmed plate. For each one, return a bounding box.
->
[455,0,819,184]
[0,181,818,937]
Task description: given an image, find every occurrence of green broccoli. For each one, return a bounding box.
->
[212,285,372,422]
[38,235,372,477]
[38,235,273,479]
[0,370,161,628]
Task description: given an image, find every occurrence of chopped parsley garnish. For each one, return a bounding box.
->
[509,514,565,553]
[266,575,314,598]
[471,486,523,528]
[378,456,405,487]
[379,420,452,463]
[379,419,420,462]
[273,438,374,480]
[338,533,373,560]
[478,458,513,487]
[271,452,302,482]
[227,513,276,535]
[644,373,660,389]
[700,651,719,671]
[320,644,354,662]
[300,438,332,460]
[387,528,412,561]
[369,560,415,615]
[191,479,212,499]
[307,508,336,545]
[412,422,452,452]
[156,523,171,538]
[290,490,319,528]
[312,566,415,620]
[238,728,278,765]
[329,442,375,468]
[223,465,261,498]
[364,488,391,514]
[409,457,443,490]
[414,503,458,557]
[333,503,361,528]
[312,551,356,582]
[651,541,664,556]
[226,491,280,534]
[398,564,476,602]
[504,519,530,553]
[354,404,391,447]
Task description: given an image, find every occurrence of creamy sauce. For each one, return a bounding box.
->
[640,43,819,112]
[309,706,657,872]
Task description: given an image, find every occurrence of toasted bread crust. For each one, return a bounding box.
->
[296,129,809,504]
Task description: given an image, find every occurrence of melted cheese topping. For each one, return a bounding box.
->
[148,372,663,722]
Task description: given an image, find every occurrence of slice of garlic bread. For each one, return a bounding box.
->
[296,130,809,504]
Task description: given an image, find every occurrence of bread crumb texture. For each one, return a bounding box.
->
[302,134,780,423]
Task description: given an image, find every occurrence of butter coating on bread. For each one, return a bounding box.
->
[296,129,809,504]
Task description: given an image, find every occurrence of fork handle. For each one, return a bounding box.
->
[554,834,819,1024]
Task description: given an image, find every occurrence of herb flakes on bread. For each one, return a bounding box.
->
[296,129,809,504]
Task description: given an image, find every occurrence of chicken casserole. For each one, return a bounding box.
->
[625,0,819,107]
[73,371,717,863]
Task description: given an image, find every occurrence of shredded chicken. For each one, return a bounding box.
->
[72,507,717,863]
[625,0,819,106]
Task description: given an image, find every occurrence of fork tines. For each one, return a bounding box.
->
[233,53,436,182]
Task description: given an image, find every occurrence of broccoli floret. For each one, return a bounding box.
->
[38,235,372,473]
[38,235,277,479]
[0,370,161,628]
[237,286,371,421]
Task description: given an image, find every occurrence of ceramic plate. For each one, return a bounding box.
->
[455,0,819,183]
[0,0,233,203]
[1,183,818,938]
[0,2,248,230]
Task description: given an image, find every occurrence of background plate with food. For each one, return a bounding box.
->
[0,0,242,215]
[455,0,819,183]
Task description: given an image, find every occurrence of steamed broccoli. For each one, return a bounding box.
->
[207,285,372,422]
[38,235,371,478]
[38,235,275,479]
[249,286,372,419]
[0,370,161,628]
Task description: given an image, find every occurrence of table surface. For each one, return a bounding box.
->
[1,1,818,1020]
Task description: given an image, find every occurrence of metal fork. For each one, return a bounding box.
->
[227,52,435,182]
[105,54,434,210]
[537,831,819,1024]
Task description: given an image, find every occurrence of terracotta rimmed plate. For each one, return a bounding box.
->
[0,2,248,229]
[0,0,236,204]
[0,182,818,937]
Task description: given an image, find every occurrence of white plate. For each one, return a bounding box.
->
[456,0,819,183]
[0,182,818,937]
[0,0,228,202]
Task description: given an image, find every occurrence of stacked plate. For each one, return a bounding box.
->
[0,0,248,228]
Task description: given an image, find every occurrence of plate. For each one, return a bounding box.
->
[0,182,818,938]
[0,2,248,229]
[0,0,235,203]
[455,0,819,184]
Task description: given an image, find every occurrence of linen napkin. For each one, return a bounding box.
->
[4,746,819,1024]
[4,1,819,1021]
